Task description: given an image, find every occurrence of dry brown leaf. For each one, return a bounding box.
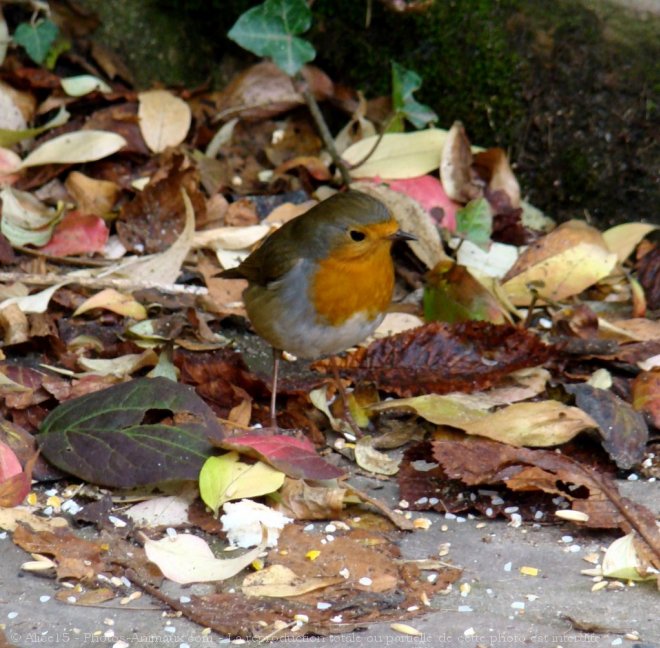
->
[319,322,553,397]
[440,121,481,202]
[138,89,191,153]
[65,171,119,215]
[502,220,618,305]
[242,564,343,597]
[276,478,346,520]
[12,524,107,582]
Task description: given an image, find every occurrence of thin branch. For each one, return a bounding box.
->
[346,111,400,170]
[296,73,352,186]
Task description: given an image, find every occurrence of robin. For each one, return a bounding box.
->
[220,190,415,429]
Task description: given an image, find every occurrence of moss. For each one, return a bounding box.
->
[311,0,526,146]
[78,0,219,88]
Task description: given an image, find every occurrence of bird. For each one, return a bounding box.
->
[219,190,415,429]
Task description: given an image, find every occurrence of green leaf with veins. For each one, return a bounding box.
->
[38,378,225,488]
[228,0,315,76]
[391,61,438,130]
[13,19,59,65]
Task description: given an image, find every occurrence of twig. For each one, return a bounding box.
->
[347,112,400,170]
[347,484,414,531]
[296,74,352,186]
[0,272,208,296]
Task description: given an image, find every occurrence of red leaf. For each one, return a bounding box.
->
[0,441,22,481]
[380,175,459,231]
[39,211,109,256]
[218,433,345,480]
[0,444,38,507]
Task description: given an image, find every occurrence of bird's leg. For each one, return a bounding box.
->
[329,356,363,438]
[269,347,281,429]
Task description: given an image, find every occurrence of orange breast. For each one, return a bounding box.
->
[310,241,395,326]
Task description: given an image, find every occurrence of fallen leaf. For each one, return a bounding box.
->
[218,433,345,480]
[65,171,119,215]
[320,322,553,397]
[631,371,660,428]
[125,494,193,528]
[144,527,266,584]
[138,89,191,153]
[0,186,60,247]
[214,62,331,121]
[455,197,492,245]
[38,211,109,256]
[12,523,106,582]
[461,401,597,447]
[473,147,521,208]
[455,239,519,279]
[379,175,459,231]
[20,130,127,168]
[73,288,147,320]
[242,564,343,597]
[115,188,195,286]
[431,437,660,566]
[440,121,481,202]
[38,377,225,488]
[344,128,449,179]
[0,282,68,315]
[276,478,346,520]
[0,146,21,184]
[502,220,618,306]
[602,533,657,582]
[199,452,285,515]
[116,158,204,254]
[424,260,509,324]
[77,349,159,378]
[602,222,658,263]
[636,244,659,310]
[565,383,648,469]
[0,508,68,533]
[355,435,400,475]
[61,74,111,96]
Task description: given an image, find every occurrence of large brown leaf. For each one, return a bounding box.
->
[318,322,553,396]
[431,438,660,569]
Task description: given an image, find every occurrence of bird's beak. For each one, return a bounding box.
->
[388,229,417,242]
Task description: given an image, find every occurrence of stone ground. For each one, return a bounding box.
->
[1,479,658,648]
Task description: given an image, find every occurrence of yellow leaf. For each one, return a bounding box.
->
[602,222,658,263]
[343,128,449,179]
[138,89,191,153]
[73,288,147,320]
[199,452,285,516]
[502,220,617,306]
[463,401,597,447]
[371,394,490,427]
[20,131,127,168]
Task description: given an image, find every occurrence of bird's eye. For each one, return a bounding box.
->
[349,229,366,242]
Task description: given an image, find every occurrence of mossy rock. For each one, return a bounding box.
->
[79,0,658,226]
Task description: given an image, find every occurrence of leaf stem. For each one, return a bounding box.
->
[296,73,352,186]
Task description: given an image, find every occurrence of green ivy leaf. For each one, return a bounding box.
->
[13,19,59,65]
[455,197,493,246]
[228,0,315,76]
[38,377,225,488]
[391,61,438,130]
